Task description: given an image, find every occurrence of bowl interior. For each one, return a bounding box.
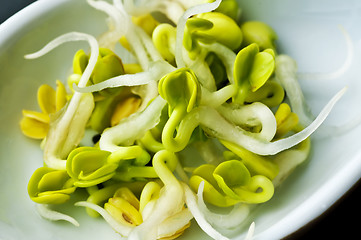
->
[1,0,361,239]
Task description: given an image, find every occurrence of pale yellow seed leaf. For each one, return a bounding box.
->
[123,63,143,74]
[19,117,49,139]
[22,110,50,123]
[111,97,141,126]
[37,84,56,114]
[55,80,67,111]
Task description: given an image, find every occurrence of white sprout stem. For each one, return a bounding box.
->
[187,51,217,91]
[134,25,164,62]
[26,32,98,116]
[175,161,190,183]
[275,54,314,126]
[272,138,311,188]
[217,102,277,142]
[112,0,124,12]
[87,0,128,50]
[201,42,237,84]
[200,84,237,107]
[192,87,346,155]
[99,95,167,152]
[88,0,150,69]
[112,0,133,36]
[175,0,222,68]
[244,222,256,240]
[175,0,207,9]
[73,60,174,93]
[43,93,94,170]
[163,1,187,24]
[126,21,150,70]
[240,87,347,155]
[297,25,353,81]
[122,0,184,22]
[75,201,133,236]
[122,0,158,16]
[25,32,98,89]
[122,0,137,15]
[157,208,193,238]
[132,80,160,112]
[182,182,231,240]
[25,32,99,90]
[36,204,79,227]
[74,71,154,93]
[129,151,185,240]
[87,0,128,40]
[25,32,99,170]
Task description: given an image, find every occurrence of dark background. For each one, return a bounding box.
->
[1,0,360,239]
[0,0,36,23]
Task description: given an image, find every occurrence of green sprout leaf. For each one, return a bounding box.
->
[249,50,275,91]
[190,160,274,206]
[214,0,240,21]
[28,167,76,204]
[183,11,242,61]
[182,18,214,60]
[233,43,275,104]
[221,140,279,180]
[232,175,274,203]
[111,148,177,182]
[73,48,125,96]
[158,68,200,114]
[195,12,242,51]
[241,21,278,51]
[192,164,220,191]
[73,49,88,75]
[66,147,118,187]
[139,181,161,214]
[189,175,239,207]
[213,160,251,200]
[152,23,177,65]
[186,18,214,32]
[88,92,139,133]
[106,145,174,182]
[205,52,228,89]
[92,48,125,85]
[244,80,285,107]
[108,145,151,166]
[89,93,121,133]
[158,68,201,152]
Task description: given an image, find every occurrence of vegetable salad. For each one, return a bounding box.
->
[19,0,346,239]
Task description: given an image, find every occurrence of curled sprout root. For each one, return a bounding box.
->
[36,204,79,227]
[297,25,354,81]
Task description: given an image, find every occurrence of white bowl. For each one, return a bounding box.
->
[1,0,361,239]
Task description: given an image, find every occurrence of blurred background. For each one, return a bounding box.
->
[1,0,360,239]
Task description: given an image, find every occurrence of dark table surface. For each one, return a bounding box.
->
[1,0,360,239]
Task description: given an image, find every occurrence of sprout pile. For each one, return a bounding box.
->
[19,0,346,239]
